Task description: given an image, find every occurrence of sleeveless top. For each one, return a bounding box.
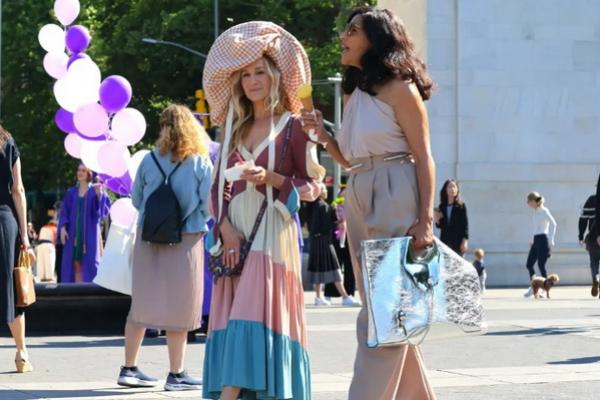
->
[0,138,19,207]
[338,88,410,159]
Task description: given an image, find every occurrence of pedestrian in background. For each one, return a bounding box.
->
[35,216,58,282]
[58,165,110,283]
[308,184,360,306]
[473,248,486,292]
[324,191,357,301]
[579,190,599,297]
[523,192,557,297]
[435,179,469,256]
[117,104,212,391]
[0,126,35,372]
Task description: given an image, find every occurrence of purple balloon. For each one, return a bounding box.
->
[99,75,132,113]
[98,172,132,196]
[55,108,77,134]
[65,25,91,54]
[67,52,90,68]
[77,132,108,142]
[209,141,220,164]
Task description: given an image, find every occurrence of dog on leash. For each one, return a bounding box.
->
[531,274,560,299]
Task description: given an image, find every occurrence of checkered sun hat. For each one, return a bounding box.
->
[203,21,312,126]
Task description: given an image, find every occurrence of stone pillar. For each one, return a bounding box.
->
[378,0,428,60]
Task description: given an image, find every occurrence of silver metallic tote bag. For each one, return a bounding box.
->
[361,236,485,348]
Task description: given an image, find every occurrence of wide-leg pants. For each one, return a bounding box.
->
[345,159,435,400]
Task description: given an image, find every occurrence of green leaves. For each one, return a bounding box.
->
[1,0,373,195]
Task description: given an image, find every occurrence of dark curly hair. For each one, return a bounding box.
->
[342,7,434,101]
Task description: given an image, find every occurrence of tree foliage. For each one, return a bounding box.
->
[1,0,374,198]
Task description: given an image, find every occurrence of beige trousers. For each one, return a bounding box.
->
[345,160,436,400]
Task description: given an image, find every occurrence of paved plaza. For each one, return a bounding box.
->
[2,287,600,399]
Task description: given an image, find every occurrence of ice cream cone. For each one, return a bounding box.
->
[297,83,318,141]
[300,96,314,113]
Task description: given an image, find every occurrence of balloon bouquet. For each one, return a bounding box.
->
[39,0,147,228]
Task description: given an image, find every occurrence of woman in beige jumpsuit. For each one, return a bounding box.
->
[302,7,437,400]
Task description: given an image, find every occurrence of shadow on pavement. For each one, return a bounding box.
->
[0,388,171,399]
[485,327,591,337]
[0,336,206,350]
[548,356,600,365]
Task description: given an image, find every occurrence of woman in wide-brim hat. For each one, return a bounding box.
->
[202,21,325,400]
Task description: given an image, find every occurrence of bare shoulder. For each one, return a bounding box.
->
[381,79,422,108]
[343,94,350,106]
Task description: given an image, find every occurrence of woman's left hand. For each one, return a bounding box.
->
[407,219,434,250]
[240,166,269,186]
[460,239,468,254]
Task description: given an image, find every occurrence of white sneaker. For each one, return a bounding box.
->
[523,287,533,298]
[342,296,361,307]
[314,297,331,306]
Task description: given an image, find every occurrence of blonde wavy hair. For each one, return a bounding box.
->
[228,56,289,152]
[156,104,209,162]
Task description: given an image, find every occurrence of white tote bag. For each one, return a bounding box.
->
[94,219,136,296]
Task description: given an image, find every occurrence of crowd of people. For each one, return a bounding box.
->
[0,4,597,400]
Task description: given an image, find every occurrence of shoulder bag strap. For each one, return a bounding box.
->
[246,119,294,243]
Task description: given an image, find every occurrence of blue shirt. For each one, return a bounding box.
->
[132,149,213,234]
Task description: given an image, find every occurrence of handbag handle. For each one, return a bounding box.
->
[404,239,440,291]
[401,238,439,345]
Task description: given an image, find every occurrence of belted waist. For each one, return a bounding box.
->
[346,153,414,174]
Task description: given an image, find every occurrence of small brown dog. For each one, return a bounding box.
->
[531,274,560,299]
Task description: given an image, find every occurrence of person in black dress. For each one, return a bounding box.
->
[324,191,356,300]
[308,185,360,306]
[579,189,600,297]
[435,179,469,256]
[0,126,35,372]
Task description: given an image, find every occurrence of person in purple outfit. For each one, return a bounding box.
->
[58,164,111,283]
[200,140,221,334]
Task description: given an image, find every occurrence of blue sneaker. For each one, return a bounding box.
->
[117,366,159,388]
[164,371,202,391]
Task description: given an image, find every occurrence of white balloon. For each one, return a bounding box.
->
[97,141,131,177]
[43,52,69,79]
[128,150,150,181]
[38,24,65,53]
[64,134,82,158]
[53,59,101,112]
[110,198,137,227]
[80,139,105,173]
[74,103,109,137]
[54,0,81,26]
[53,76,76,112]
[111,108,147,146]
[68,58,101,84]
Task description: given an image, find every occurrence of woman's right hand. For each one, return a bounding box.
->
[300,109,330,145]
[20,240,36,264]
[60,226,68,245]
[220,220,244,269]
